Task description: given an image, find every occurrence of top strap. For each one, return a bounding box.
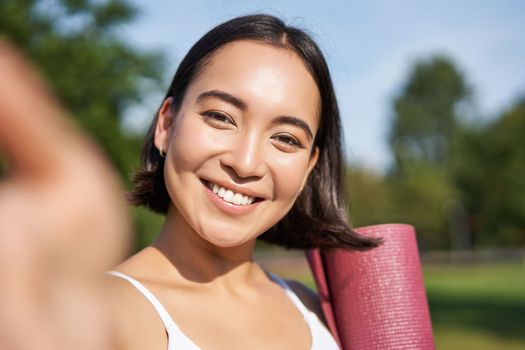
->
[107,271,205,350]
[107,271,176,329]
[267,272,312,318]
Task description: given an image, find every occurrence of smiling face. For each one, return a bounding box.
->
[154,40,320,248]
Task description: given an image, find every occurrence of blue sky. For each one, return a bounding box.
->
[121,0,525,172]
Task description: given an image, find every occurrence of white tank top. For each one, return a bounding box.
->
[108,271,340,350]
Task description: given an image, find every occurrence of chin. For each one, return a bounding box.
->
[198,229,255,249]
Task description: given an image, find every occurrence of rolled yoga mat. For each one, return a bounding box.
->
[306,224,435,350]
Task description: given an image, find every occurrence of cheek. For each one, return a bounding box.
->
[271,155,310,201]
[167,114,218,171]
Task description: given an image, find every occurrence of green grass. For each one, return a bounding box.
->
[424,264,525,350]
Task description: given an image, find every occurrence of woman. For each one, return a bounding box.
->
[106,14,379,350]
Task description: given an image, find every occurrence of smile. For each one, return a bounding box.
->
[204,181,256,206]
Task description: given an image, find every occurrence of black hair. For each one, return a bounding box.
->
[128,14,381,251]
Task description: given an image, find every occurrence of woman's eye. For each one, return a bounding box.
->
[201,111,235,126]
[272,134,303,150]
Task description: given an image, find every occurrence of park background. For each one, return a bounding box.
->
[1,0,524,349]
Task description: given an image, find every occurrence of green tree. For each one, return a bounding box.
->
[453,99,525,246]
[389,55,471,170]
[386,55,471,249]
[346,166,394,228]
[0,0,164,177]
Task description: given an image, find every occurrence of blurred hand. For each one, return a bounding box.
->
[0,42,130,350]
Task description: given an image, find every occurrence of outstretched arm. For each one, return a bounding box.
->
[0,41,130,350]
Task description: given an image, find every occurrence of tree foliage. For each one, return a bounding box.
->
[452,99,525,246]
[350,53,524,249]
[389,56,470,170]
[0,0,164,177]
[378,55,470,248]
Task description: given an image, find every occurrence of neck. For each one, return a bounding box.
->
[151,206,264,289]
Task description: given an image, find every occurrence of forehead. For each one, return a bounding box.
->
[186,40,321,129]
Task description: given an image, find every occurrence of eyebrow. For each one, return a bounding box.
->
[272,116,314,140]
[196,90,247,110]
[196,89,314,140]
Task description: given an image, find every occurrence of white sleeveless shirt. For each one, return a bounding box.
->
[108,271,340,350]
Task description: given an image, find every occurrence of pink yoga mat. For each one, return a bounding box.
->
[306,224,435,350]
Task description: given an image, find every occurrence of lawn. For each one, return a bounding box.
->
[424,263,525,350]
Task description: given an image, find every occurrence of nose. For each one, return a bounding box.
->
[220,132,266,180]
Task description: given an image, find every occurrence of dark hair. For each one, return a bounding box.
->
[129,14,381,251]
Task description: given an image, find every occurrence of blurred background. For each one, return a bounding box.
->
[1,1,524,349]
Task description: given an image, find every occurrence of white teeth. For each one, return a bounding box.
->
[233,193,243,205]
[223,190,234,202]
[206,181,255,206]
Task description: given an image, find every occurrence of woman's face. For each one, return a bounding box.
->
[155,40,320,248]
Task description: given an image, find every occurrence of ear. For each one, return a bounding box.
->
[300,146,319,192]
[154,97,175,155]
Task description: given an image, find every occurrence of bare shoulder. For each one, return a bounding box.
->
[284,279,327,326]
[103,272,167,350]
